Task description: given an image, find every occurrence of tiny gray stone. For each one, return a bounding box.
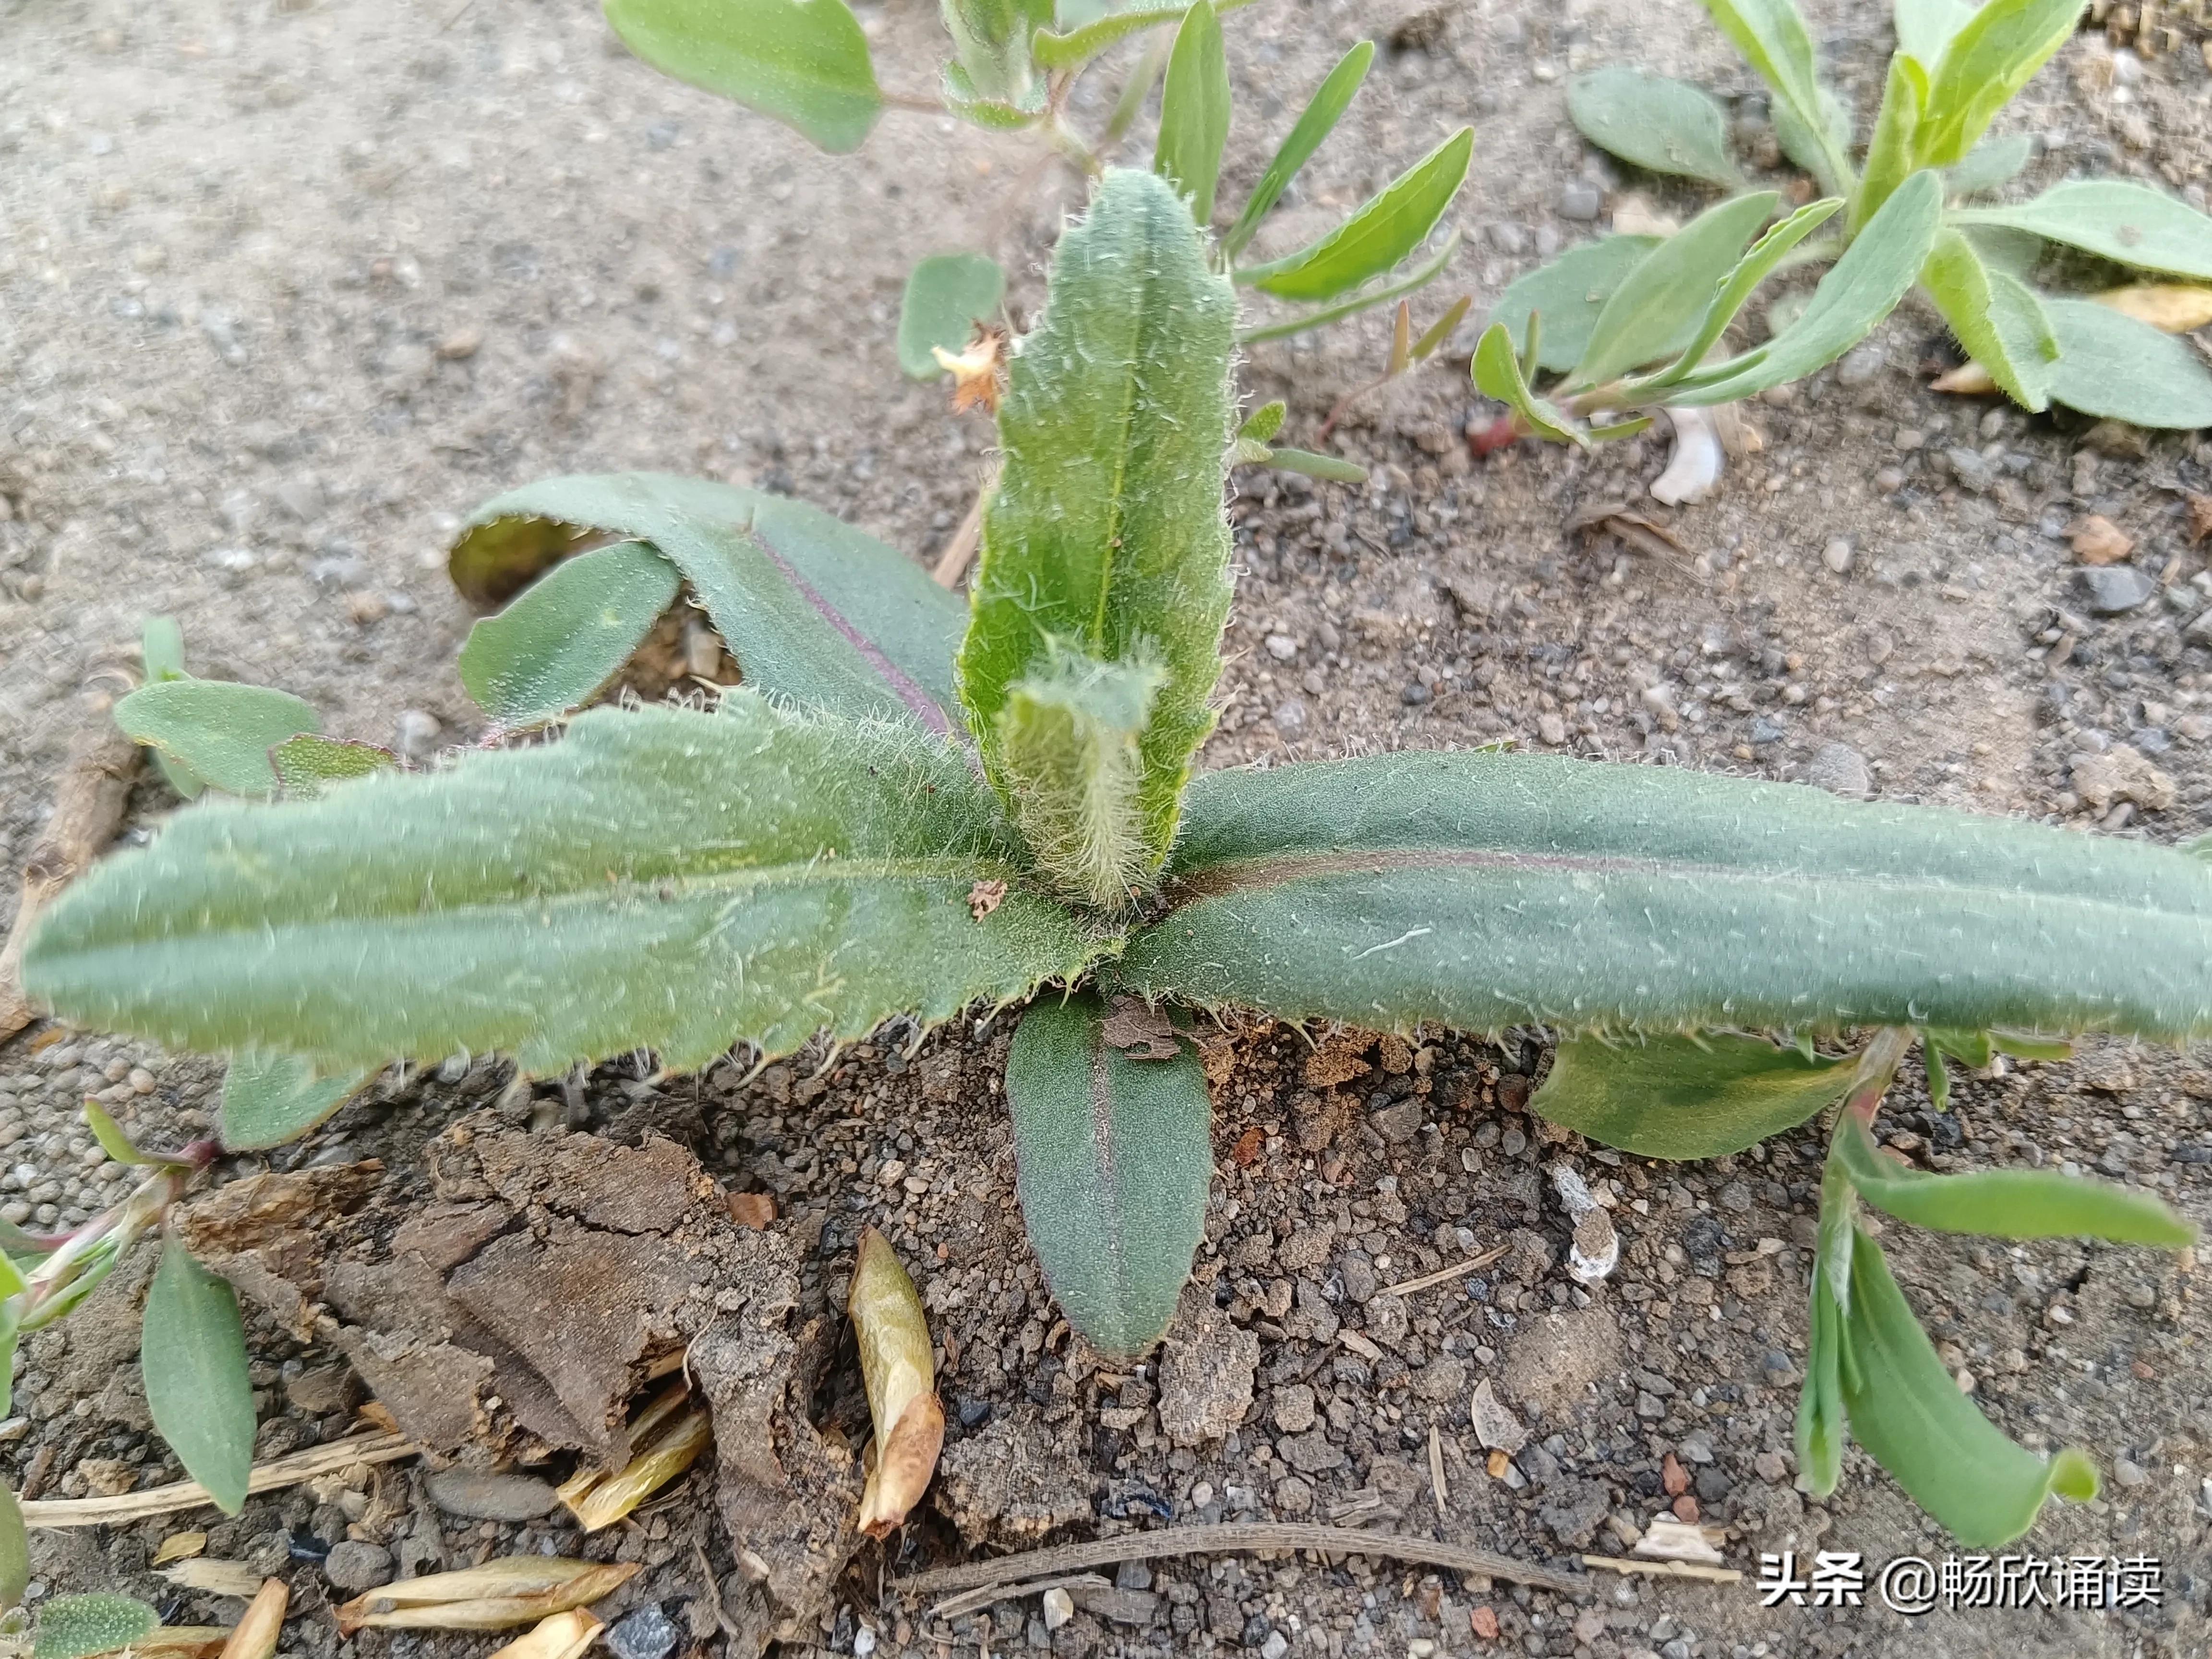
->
[1271,698,1307,739]
[1748,713,1787,745]
[1486,221,1529,256]
[1558,182,1602,220]
[1806,742,1871,797]
[2112,1459,2148,1489]
[1372,1099,1423,1143]
[1822,537,1854,575]
[394,708,443,761]
[1277,1430,1347,1474]
[1836,345,1884,387]
[1678,1430,1714,1465]
[606,1604,681,1659]
[425,1468,560,1522]
[322,1540,394,1594]
[2077,565,2156,615]
[1947,446,1997,493]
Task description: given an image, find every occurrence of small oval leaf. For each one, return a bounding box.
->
[142,1242,257,1515]
[1567,68,1740,186]
[270,734,398,799]
[897,253,1006,379]
[33,1597,161,1659]
[457,540,681,728]
[221,1053,375,1151]
[2044,296,2212,429]
[114,681,320,799]
[1533,1032,1856,1160]
[602,0,882,154]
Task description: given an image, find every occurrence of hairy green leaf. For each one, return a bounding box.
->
[1488,237,1665,373]
[1566,69,1741,186]
[1533,1032,1855,1159]
[221,1053,375,1151]
[32,1597,161,1659]
[939,0,1053,105]
[1915,0,2084,167]
[998,649,1163,908]
[271,734,398,799]
[1670,169,1942,405]
[1696,0,1834,179]
[1154,1,1230,225]
[458,540,682,728]
[1007,992,1212,1354]
[1236,229,1461,343]
[1894,0,1976,64]
[1238,128,1472,302]
[1573,192,1777,387]
[1471,322,1581,445]
[1238,400,1286,442]
[1953,179,2212,280]
[1921,228,2055,410]
[1772,85,1852,191]
[0,1483,25,1612]
[1222,41,1373,259]
[961,169,1235,882]
[602,0,881,153]
[142,1242,255,1515]
[1944,131,2033,197]
[1653,197,1842,385]
[1120,747,2212,1040]
[113,680,319,800]
[1031,0,1256,70]
[2044,296,2212,428]
[25,700,1108,1073]
[1832,1115,2194,1244]
[1851,53,1926,234]
[1839,1224,2099,1545]
[898,253,1006,379]
[450,473,967,733]
[1261,447,1367,483]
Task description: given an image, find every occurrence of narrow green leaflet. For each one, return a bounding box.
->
[1259,447,1367,483]
[0,1483,24,1612]
[602,0,882,153]
[1944,131,2033,198]
[1236,230,1460,344]
[1653,197,1842,386]
[1222,42,1373,259]
[1238,399,1286,442]
[998,650,1163,908]
[1533,1032,1855,1159]
[939,0,1053,105]
[1154,1,1230,226]
[221,1052,375,1151]
[0,1309,17,1419]
[1921,228,2054,410]
[1832,1116,2195,1244]
[1773,85,1852,191]
[32,1598,161,1659]
[1488,237,1663,373]
[1120,747,2212,1040]
[1851,53,1925,234]
[1796,1159,1856,1495]
[1894,0,1976,65]
[1471,322,1581,445]
[1007,993,1213,1355]
[1924,1042,1952,1112]
[142,1241,256,1515]
[1696,0,1832,177]
[84,1103,156,1167]
[1031,0,1257,71]
[449,473,968,733]
[1573,192,1778,387]
[113,680,319,799]
[1237,128,1473,302]
[961,169,1235,884]
[457,540,680,728]
[142,616,187,684]
[271,734,397,798]
[1672,170,1942,406]
[1916,0,2085,168]
[1992,1030,2074,1060]
[898,253,1006,379]
[1839,1225,2099,1545]
[2044,297,2212,429]
[1566,69,1740,186]
[1954,179,2212,280]
[25,700,1107,1074]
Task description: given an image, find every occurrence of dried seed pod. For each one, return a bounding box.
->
[334,1560,641,1636]
[555,1381,693,1515]
[848,1227,945,1537]
[216,1581,288,1659]
[484,1610,604,1659]
[570,1409,712,1532]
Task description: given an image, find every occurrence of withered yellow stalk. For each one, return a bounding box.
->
[217,1580,288,1659]
[571,1408,712,1532]
[334,1559,641,1636]
[849,1226,945,1537]
[485,1610,604,1659]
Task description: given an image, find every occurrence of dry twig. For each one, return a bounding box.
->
[930,464,999,589]
[1580,1554,1743,1585]
[1376,1242,1507,1298]
[24,1431,416,1528]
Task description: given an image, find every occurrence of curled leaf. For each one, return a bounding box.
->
[849,1227,945,1536]
[334,1560,641,1636]
[569,1408,712,1532]
[485,1611,605,1659]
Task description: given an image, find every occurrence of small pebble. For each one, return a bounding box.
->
[393,709,443,761]
[1822,537,1853,574]
[1040,1587,1074,1632]
[425,1468,559,1522]
[321,1540,393,1594]
[606,1603,681,1659]
[1558,182,1602,220]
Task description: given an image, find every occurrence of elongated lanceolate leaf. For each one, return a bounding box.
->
[1914,0,2083,168]
[1696,0,1833,176]
[458,541,681,728]
[1238,128,1473,302]
[1796,1157,1855,1495]
[1921,228,2055,410]
[1008,993,1213,1354]
[1851,53,1926,234]
[1120,748,2212,1040]
[1222,42,1373,260]
[1954,179,2212,280]
[1839,1225,2099,1545]
[1573,192,1777,387]
[602,0,882,153]
[221,1053,375,1151]
[961,170,1235,884]
[1488,237,1664,373]
[1894,0,1976,64]
[1154,1,1230,226]
[24,700,1106,1073]
[1566,69,1741,186]
[1831,1115,2194,1244]
[2044,297,2212,428]
[270,734,397,799]
[1653,197,1841,385]
[450,472,966,733]
[33,1598,162,1659]
[1236,230,1460,344]
[1533,1032,1854,1159]
[1471,323,1581,445]
[142,1242,256,1515]
[1671,169,1942,406]
[898,253,1007,379]
[114,681,319,800]
[998,650,1164,908]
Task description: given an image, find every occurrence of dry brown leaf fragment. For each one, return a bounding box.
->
[1301,1031,1375,1088]
[1930,361,1998,396]
[726,1190,777,1229]
[485,1611,605,1659]
[2069,514,2135,565]
[1100,994,1181,1060]
[1230,1126,1265,1167]
[152,1531,208,1566]
[850,1227,945,1537]
[2186,492,2212,545]
[964,878,1007,921]
[334,1559,641,1636]
[165,1559,264,1599]
[218,1580,289,1659]
[2094,283,2212,333]
[932,325,1005,414]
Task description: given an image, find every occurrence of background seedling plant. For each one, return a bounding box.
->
[1470,0,2212,454]
[17,167,2212,1551]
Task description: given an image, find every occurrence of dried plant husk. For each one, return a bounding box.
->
[484,1610,604,1659]
[216,1581,288,1659]
[554,1380,694,1514]
[570,1408,712,1532]
[848,1227,945,1537]
[334,1560,640,1635]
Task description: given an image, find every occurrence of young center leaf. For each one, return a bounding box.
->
[114,681,319,799]
[1154,0,1230,226]
[997,649,1166,908]
[25,700,1107,1074]
[1944,131,2034,198]
[1532,1032,1856,1159]
[1007,992,1213,1355]
[1118,747,2212,1041]
[1222,40,1373,260]
[1912,0,2086,168]
[1566,68,1741,186]
[2044,296,2212,429]
[1696,0,1835,179]
[1236,127,1473,302]
[1795,1160,1855,1495]
[220,1052,375,1151]
[938,0,1054,107]
[1649,196,1843,387]
[898,253,1007,379]
[449,473,967,733]
[1487,237,1664,373]
[1572,192,1779,387]
[1953,179,2212,281]
[141,1241,256,1515]
[1921,228,2056,410]
[960,169,1236,887]
[602,0,883,154]
[138,617,204,800]
[1471,322,1583,444]
[1851,52,1927,234]
[457,540,682,728]
[1838,1224,2100,1546]
[1893,0,1976,66]
[32,1598,162,1659]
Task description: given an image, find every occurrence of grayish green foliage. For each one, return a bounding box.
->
[1653,198,1841,386]
[1154,1,1229,225]
[1955,179,2212,280]
[1574,193,1779,386]
[602,0,881,152]
[32,1598,160,1659]
[2044,298,2212,429]
[221,1052,373,1151]
[1532,1033,1855,1159]
[1488,237,1664,373]
[1912,0,2083,167]
[1237,128,1472,302]
[1006,994,1212,1354]
[898,253,1007,378]
[960,169,1235,889]
[138,617,204,800]
[1566,68,1740,186]
[1922,228,2055,409]
[1893,0,1975,66]
[458,540,682,728]
[998,650,1164,908]
[270,734,397,799]
[114,680,319,800]
[1222,41,1372,259]
[1696,0,1834,179]
[1943,131,2033,197]
[141,1241,256,1515]
[938,0,1052,106]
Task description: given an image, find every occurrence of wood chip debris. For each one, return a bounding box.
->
[1469,1380,1528,1455]
[1632,1516,1729,1566]
[1099,996,1181,1061]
